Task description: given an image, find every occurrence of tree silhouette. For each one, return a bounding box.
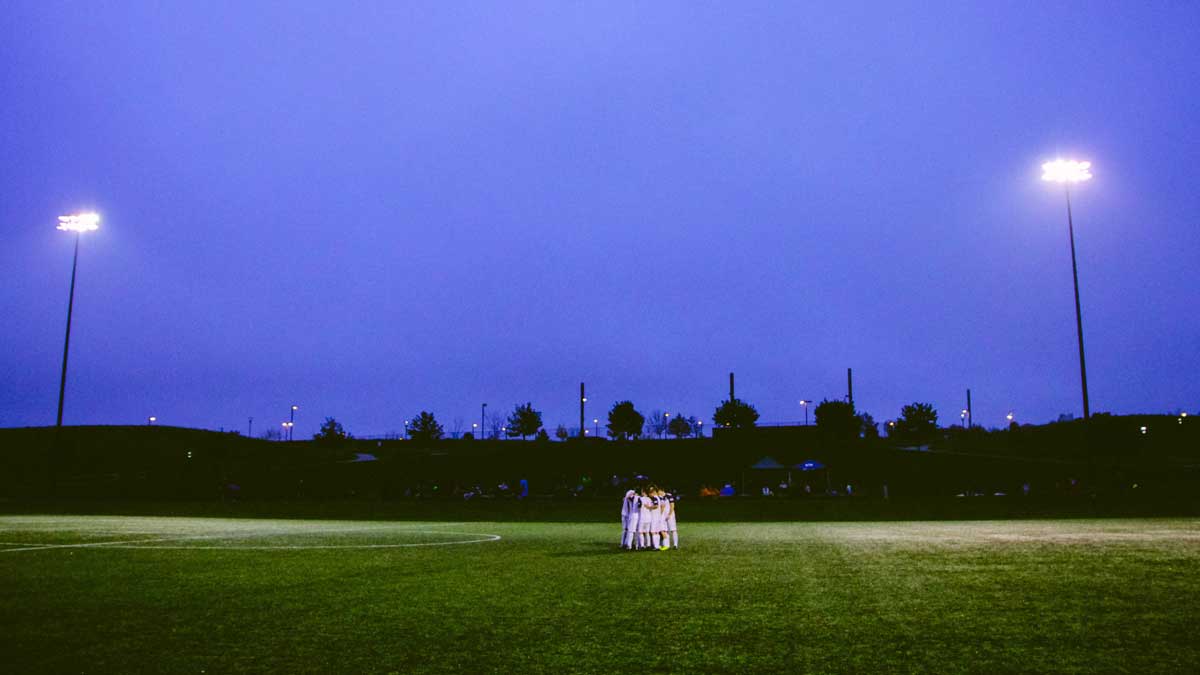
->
[645,409,671,438]
[858,412,879,439]
[895,402,939,443]
[408,411,444,444]
[607,401,645,440]
[713,398,759,429]
[313,417,349,445]
[554,424,569,441]
[667,414,693,438]
[814,399,859,439]
[507,402,543,440]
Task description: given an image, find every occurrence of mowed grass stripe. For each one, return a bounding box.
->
[0,517,1197,673]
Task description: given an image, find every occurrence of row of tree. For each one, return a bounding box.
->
[306,398,948,445]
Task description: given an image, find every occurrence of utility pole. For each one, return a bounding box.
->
[729,372,735,401]
[248,417,253,438]
[847,368,854,409]
[966,389,973,428]
[579,382,586,439]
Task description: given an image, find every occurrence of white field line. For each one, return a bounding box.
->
[0,536,205,553]
[103,531,504,550]
[0,524,502,552]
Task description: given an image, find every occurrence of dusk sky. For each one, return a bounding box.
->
[3,1,1198,438]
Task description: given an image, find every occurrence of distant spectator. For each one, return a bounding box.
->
[720,483,736,497]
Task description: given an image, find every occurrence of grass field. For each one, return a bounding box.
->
[2,514,1199,673]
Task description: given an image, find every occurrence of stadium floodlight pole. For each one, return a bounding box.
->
[289,405,298,441]
[55,213,100,427]
[1042,158,1093,420]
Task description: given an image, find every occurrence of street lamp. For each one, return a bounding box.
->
[148,416,156,425]
[55,212,100,427]
[1006,412,1015,425]
[961,409,968,428]
[696,420,703,438]
[282,421,293,440]
[289,405,298,441]
[481,403,487,440]
[799,400,810,426]
[593,418,599,438]
[1042,158,1094,420]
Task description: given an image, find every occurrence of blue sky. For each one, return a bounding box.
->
[2,1,1198,437]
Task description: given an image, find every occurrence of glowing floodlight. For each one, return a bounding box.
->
[1041,159,1092,183]
[57,213,101,232]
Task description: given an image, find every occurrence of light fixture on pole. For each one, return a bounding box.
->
[799,400,810,426]
[289,405,298,441]
[1042,158,1094,420]
[55,212,100,427]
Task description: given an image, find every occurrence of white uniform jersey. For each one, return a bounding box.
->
[622,491,640,530]
[658,495,672,526]
[637,495,655,532]
[648,495,663,531]
[621,490,636,519]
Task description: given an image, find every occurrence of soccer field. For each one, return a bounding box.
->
[2,515,1198,673]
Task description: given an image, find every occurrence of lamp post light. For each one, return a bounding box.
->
[1042,159,1094,420]
[696,420,703,438]
[594,418,599,438]
[961,409,968,428]
[289,405,298,441]
[481,403,487,440]
[55,212,100,427]
[148,416,156,425]
[1006,412,1015,425]
[282,421,293,440]
[800,400,810,426]
[472,422,478,439]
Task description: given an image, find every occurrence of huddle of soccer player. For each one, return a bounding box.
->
[620,485,678,551]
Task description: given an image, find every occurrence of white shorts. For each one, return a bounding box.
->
[665,516,677,531]
[638,513,653,532]
[623,514,639,531]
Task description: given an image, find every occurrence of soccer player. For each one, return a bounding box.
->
[637,486,657,550]
[655,488,672,550]
[620,487,639,549]
[662,489,678,549]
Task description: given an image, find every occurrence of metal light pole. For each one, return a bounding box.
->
[1042,159,1093,420]
[800,400,809,426]
[55,213,100,427]
[481,403,487,440]
[289,405,298,441]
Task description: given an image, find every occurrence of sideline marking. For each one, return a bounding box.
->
[0,536,195,553]
[0,524,502,552]
[104,531,503,550]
